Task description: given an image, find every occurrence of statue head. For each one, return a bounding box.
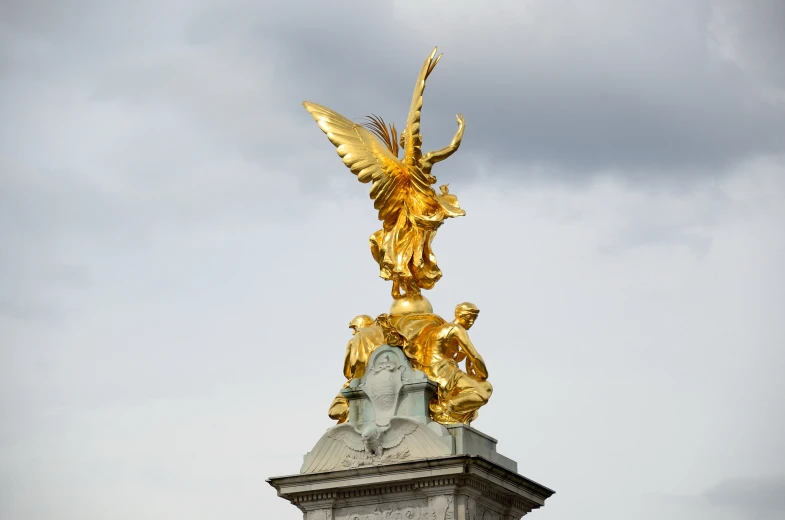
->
[349,315,374,334]
[454,302,480,329]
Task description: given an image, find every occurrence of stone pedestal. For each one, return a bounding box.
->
[268,345,554,518]
[268,455,554,519]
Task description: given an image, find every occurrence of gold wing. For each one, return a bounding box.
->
[303,101,434,223]
[403,47,442,169]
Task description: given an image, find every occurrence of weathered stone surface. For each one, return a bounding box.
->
[301,346,454,474]
[301,346,520,475]
[269,456,555,520]
[446,425,517,473]
[280,345,553,517]
[340,345,435,428]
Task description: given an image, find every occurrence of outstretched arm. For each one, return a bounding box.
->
[421,114,465,171]
[448,324,488,380]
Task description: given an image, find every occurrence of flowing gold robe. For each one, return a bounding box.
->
[370,193,465,292]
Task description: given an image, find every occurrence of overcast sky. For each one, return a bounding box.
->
[1,1,784,519]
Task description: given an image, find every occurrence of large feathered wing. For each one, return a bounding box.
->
[301,420,452,473]
[303,101,416,223]
[380,418,419,449]
[326,423,365,451]
[403,47,442,169]
[381,418,453,458]
[300,423,366,473]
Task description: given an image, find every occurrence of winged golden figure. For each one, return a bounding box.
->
[303,47,466,299]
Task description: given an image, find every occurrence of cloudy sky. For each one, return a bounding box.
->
[1,0,784,518]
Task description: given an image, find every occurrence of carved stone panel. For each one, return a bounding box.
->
[335,495,454,520]
[428,494,454,520]
[272,457,554,520]
[476,505,502,520]
[466,497,477,520]
[301,345,452,474]
[361,348,405,426]
[307,510,333,520]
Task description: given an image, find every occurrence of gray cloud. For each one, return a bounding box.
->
[705,475,785,518]
[224,0,785,176]
[5,0,782,187]
[1,2,784,520]
[707,0,785,88]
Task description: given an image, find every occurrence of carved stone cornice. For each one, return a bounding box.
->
[269,455,554,519]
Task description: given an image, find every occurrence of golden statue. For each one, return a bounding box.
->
[303,48,492,425]
[303,47,465,299]
[328,315,385,424]
[378,303,492,424]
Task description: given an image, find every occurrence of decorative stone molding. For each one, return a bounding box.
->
[269,456,554,520]
[301,346,522,475]
[302,346,455,474]
[307,511,333,520]
[275,349,553,518]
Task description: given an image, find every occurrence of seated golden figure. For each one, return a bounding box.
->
[327,315,385,423]
[383,302,492,424]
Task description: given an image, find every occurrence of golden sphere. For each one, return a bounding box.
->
[390,295,434,315]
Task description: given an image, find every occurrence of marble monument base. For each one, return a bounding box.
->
[269,345,554,518]
[268,454,553,520]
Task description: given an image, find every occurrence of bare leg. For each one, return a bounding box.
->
[391,279,401,298]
